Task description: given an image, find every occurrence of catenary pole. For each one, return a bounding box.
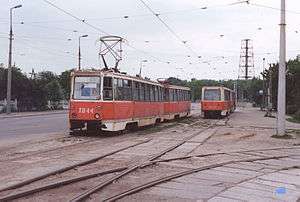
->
[6,5,22,114]
[277,0,286,136]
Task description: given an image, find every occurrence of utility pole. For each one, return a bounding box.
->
[239,39,254,80]
[6,4,22,114]
[78,35,88,70]
[262,58,266,110]
[139,60,147,77]
[277,0,286,136]
[238,39,254,101]
[245,39,249,80]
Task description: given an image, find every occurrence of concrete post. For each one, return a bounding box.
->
[277,0,286,136]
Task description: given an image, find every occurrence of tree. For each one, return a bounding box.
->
[263,58,300,117]
[45,80,63,102]
[58,70,72,100]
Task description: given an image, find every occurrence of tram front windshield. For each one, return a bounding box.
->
[203,89,221,101]
[73,76,101,100]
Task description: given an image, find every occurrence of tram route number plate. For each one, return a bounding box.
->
[78,107,94,114]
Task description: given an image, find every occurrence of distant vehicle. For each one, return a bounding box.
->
[69,69,191,133]
[201,86,236,118]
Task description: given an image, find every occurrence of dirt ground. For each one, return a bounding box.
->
[0,106,299,202]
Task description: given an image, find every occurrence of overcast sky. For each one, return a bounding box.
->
[1,0,300,80]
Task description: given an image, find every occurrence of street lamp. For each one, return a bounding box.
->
[78,34,88,70]
[6,4,22,114]
[277,0,286,136]
[139,60,147,77]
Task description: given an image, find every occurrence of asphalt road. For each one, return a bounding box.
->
[0,104,200,148]
[0,113,68,147]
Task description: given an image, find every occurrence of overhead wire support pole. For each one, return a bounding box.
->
[277,0,286,136]
[6,4,22,114]
[78,35,88,70]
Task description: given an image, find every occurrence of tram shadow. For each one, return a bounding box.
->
[69,129,124,138]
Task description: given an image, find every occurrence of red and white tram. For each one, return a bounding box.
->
[201,86,236,118]
[69,69,191,132]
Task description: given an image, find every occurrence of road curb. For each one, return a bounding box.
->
[0,111,68,119]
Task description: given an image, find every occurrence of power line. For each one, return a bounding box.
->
[40,0,185,67]
[16,2,245,25]
[41,0,110,35]
[15,38,77,59]
[247,2,300,15]
[138,0,200,58]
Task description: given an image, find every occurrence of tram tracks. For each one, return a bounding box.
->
[0,116,202,163]
[0,142,299,201]
[69,120,221,202]
[103,155,295,202]
[0,119,215,201]
[1,146,299,201]
[0,139,150,193]
[0,117,298,201]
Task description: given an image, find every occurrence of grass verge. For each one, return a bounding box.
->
[287,116,300,124]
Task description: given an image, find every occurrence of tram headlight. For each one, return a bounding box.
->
[94,113,100,119]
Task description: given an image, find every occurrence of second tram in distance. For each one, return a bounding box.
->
[201,86,236,118]
[69,69,191,133]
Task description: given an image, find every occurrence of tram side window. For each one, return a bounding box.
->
[179,90,181,101]
[103,77,113,100]
[158,87,161,101]
[224,90,230,101]
[145,84,150,101]
[164,88,169,101]
[149,85,154,101]
[114,79,133,100]
[174,90,178,101]
[140,83,145,101]
[179,90,182,101]
[133,81,139,101]
[171,90,174,101]
[123,79,132,100]
[114,78,123,100]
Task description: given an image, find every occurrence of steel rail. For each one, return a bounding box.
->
[0,119,205,200]
[104,155,291,202]
[0,167,128,201]
[0,139,151,192]
[141,145,300,167]
[69,121,219,202]
[1,137,296,201]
